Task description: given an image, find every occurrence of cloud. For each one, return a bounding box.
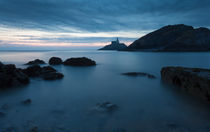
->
[0,0,209,48]
[0,0,209,33]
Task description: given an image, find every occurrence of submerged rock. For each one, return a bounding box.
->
[21,99,32,105]
[25,59,46,65]
[63,57,96,66]
[122,72,156,79]
[49,57,63,65]
[91,102,118,113]
[0,63,30,89]
[161,66,210,101]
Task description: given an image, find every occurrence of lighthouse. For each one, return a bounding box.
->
[111,38,120,45]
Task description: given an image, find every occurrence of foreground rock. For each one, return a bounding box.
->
[49,57,63,65]
[161,67,210,101]
[22,65,64,80]
[122,72,156,79]
[126,24,210,51]
[0,62,29,89]
[63,57,96,66]
[25,59,45,65]
[99,38,127,50]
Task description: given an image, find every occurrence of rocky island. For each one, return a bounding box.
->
[125,24,210,51]
[99,38,127,50]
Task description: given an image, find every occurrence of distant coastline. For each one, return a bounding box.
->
[100,24,210,52]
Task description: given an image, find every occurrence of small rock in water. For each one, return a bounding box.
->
[22,65,64,80]
[21,99,32,105]
[49,57,63,65]
[41,66,57,74]
[25,59,46,65]
[147,74,156,79]
[63,57,96,66]
[91,102,118,113]
[122,72,156,79]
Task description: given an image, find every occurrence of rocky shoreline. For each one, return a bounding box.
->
[161,66,210,102]
[0,57,96,89]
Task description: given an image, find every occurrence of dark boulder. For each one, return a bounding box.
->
[63,57,96,66]
[22,65,64,80]
[0,63,29,89]
[41,66,57,74]
[25,59,45,65]
[161,67,210,102]
[22,65,42,77]
[49,57,63,65]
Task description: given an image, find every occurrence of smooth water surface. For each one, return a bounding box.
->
[1,50,210,132]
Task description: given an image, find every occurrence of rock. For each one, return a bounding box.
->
[41,66,57,74]
[0,63,30,89]
[22,65,64,80]
[25,59,45,65]
[99,38,127,50]
[42,72,64,80]
[161,66,210,101]
[91,102,118,113]
[21,99,32,105]
[63,57,96,66]
[49,57,63,65]
[22,65,42,77]
[41,66,63,80]
[126,24,210,51]
[122,72,156,79]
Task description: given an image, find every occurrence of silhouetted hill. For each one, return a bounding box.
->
[126,24,210,51]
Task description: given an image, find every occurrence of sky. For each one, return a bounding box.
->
[0,0,210,49]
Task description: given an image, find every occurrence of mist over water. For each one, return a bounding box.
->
[1,50,210,132]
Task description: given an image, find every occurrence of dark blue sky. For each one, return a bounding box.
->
[0,0,209,47]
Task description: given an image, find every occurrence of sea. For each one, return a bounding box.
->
[0,49,210,132]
